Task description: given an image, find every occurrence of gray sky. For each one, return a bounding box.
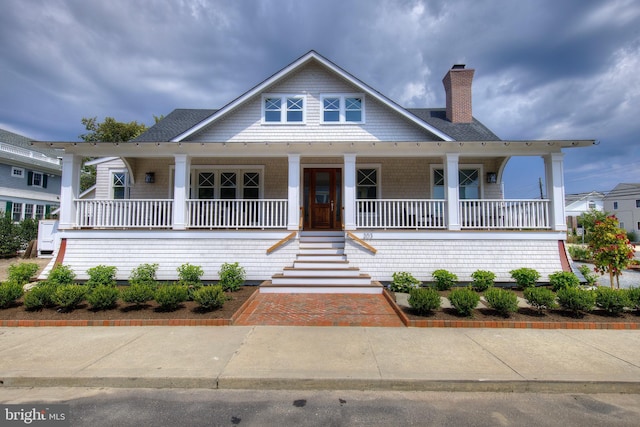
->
[1,0,639,198]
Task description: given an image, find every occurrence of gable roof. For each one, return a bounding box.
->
[564,191,605,205]
[0,127,62,172]
[133,109,217,142]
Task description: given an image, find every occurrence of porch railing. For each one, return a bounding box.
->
[76,199,173,228]
[460,199,550,229]
[187,199,287,229]
[356,199,446,229]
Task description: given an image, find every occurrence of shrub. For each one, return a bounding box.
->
[578,265,599,287]
[523,287,557,312]
[390,272,421,293]
[7,263,39,285]
[154,284,188,311]
[408,287,441,315]
[86,265,117,288]
[193,285,226,310]
[52,284,87,312]
[484,287,518,317]
[568,245,591,261]
[432,269,457,291]
[120,283,156,307]
[23,283,57,310]
[47,264,76,286]
[177,263,204,300]
[557,287,595,317]
[129,263,158,286]
[594,287,630,315]
[548,271,580,292]
[509,268,540,289]
[448,287,479,317]
[627,287,640,310]
[86,285,119,310]
[0,281,24,308]
[17,217,38,249]
[0,215,20,257]
[218,262,245,292]
[627,230,638,243]
[471,270,495,292]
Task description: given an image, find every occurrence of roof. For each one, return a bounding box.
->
[0,127,62,172]
[564,191,605,204]
[133,109,217,142]
[603,183,640,199]
[408,109,499,141]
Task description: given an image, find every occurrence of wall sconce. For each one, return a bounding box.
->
[486,172,497,184]
[145,172,155,184]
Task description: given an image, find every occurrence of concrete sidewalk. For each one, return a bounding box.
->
[1,326,640,393]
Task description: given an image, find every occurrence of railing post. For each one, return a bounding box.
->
[343,153,357,231]
[59,154,82,229]
[287,154,300,230]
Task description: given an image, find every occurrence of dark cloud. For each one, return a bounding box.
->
[1,0,639,195]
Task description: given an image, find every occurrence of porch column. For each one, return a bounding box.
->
[544,152,567,232]
[173,154,190,230]
[445,153,461,230]
[287,153,301,230]
[58,153,82,230]
[343,153,357,231]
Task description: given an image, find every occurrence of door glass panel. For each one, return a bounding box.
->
[315,172,330,203]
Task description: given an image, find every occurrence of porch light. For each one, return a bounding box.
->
[486,172,497,184]
[145,172,155,184]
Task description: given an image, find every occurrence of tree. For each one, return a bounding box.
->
[79,117,148,191]
[588,215,636,288]
[577,208,608,243]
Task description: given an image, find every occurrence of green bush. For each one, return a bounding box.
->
[408,287,441,315]
[154,284,188,311]
[568,245,591,261]
[594,287,630,315]
[557,287,595,317]
[0,215,20,256]
[448,287,479,317]
[193,285,226,310]
[471,270,495,292]
[52,284,87,312]
[548,271,580,292]
[390,272,421,293]
[86,265,117,288]
[578,265,599,286]
[509,268,540,289]
[47,264,76,286]
[17,217,38,249]
[218,262,245,292]
[129,263,158,286]
[627,287,640,310]
[432,269,457,291]
[86,285,119,310]
[0,281,24,308]
[23,283,57,310]
[523,287,557,312]
[120,283,156,307]
[177,263,204,300]
[484,287,518,317]
[7,263,39,285]
[627,230,638,243]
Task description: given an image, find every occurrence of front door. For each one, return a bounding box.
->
[303,168,342,230]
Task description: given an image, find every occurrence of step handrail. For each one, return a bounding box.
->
[346,231,377,254]
[266,231,297,254]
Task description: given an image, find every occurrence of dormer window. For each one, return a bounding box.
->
[262,94,305,124]
[321,94,364,123]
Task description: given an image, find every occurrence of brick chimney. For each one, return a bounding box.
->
[442,64,475,123]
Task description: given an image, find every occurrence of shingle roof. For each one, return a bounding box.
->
[603,183,640,199]
[133,109,217,142]
[407,109,500,141]
[0,127,62,172]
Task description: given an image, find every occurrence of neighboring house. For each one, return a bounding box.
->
[0,128,61,221]
[565,191,604,231]
[603,183,640,236]
[40,51,594,289]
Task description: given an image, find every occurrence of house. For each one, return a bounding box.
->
[38,51,594,290]
[0,128,61,221]
[603,183,640,237]
[565,191,604,231]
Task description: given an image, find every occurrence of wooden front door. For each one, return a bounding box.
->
[303,168,342,230]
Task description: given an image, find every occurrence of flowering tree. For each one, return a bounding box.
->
[588,215,635,288]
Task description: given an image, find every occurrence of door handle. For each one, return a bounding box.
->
[331,200,334,212]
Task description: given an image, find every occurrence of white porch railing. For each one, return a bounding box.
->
[460,199,550,229]
[356,199,447,229]
[187,199,288,229]
[76,199,173,228]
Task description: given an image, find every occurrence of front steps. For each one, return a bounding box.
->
[261,231,382,294]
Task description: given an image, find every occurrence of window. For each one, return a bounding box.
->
[220,172,237,199]
[321,94,365,123]
[35,205,44,220]
[111,171,129,199]
[588,201,596,209]
[27,171,47,188]
[263,95,305,123]
[636,200,640,208]
[194,169,262,200]
[24,204,33,219]
[432,168,480,199]
[357,168,378,199]
[198,172,215,199]
[613,201,619,209]
[11,167,24,178]
[243,172,260,199]
[12,203,22,222]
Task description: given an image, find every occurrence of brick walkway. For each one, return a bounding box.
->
[233,292,405,327]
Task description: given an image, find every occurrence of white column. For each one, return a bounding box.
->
[59,154,82,229]
[173,154,190,230]
[287,153,301,230]
[544,152,567,232]
[343,153,357,231]
[445,153,461,230]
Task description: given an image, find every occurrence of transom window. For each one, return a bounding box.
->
[357,168,378,199]
[321,94,365,123]
[432,168,480,199]
[11,167,24,178]
[194,169,262,200]
[263,94,305,123]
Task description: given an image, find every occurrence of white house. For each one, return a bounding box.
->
[38,51,594,291]
[603,183,640,237]
[565,191,604,231]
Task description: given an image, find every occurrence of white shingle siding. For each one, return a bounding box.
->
[188,63,433,143]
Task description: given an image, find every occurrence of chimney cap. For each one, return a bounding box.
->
[452,64,466,70]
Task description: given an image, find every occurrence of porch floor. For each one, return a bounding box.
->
[233,287,405,327]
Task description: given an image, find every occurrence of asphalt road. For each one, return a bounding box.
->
[2,388,639,427]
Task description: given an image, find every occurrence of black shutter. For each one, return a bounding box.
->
[5,201,12,218]
[43,174,48,188]
[27,171,33,186]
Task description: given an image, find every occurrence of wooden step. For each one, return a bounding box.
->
[296,254,348,262]
[271,273,372,286]
[282,266,361,277]
[293,260,350,269]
